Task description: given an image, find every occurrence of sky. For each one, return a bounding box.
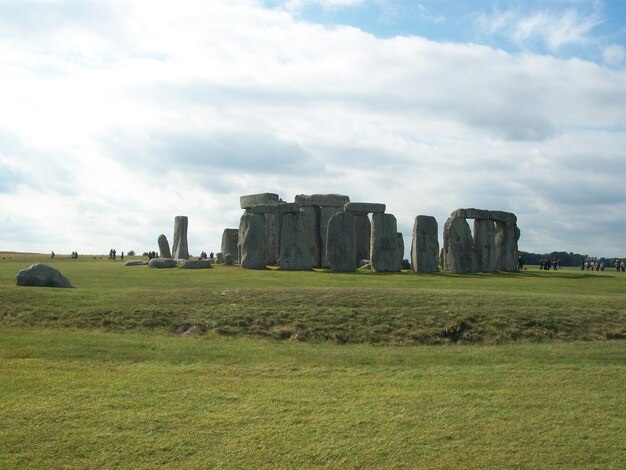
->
[1,0,625,258]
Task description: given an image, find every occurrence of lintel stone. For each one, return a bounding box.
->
[240,193,280,209]
[344,202,386,215]
[295,194,350,207]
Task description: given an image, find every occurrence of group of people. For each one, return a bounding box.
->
[147,251,159,260]
[198,251,215,260]
[581,259,625,271]
[108,249,123,261]
[538,257,561,270]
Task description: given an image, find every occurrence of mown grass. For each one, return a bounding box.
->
[1,328,624,468]
[1,254,624,467]
[1,253,625,344]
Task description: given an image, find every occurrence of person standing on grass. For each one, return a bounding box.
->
[517,255,524,271]
[51,251,55,259]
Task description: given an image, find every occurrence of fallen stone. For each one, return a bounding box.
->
[125,260,147,266]
[16,263,73,288]
[181,259,213,269]
[149,258,179,268]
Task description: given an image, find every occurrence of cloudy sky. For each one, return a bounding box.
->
[1,0,625,257]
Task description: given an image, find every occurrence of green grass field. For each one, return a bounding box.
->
[1,253,624,468]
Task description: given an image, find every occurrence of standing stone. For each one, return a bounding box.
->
[172,216,189,260]
[300,206,322,268]
[157,234,171,259]
[220,229,239,263]
[279,212,313,271]
[353,215,371,263]
[442,217,477,273]
[326,212,356,272]
[397,233,405,270]
[474,219,496,272]
[495,221,518,272]
[240,213,267,269]
[411,215,439,273]
[320,206,344,268]
[265,212,280,265]
[370,213,402,272]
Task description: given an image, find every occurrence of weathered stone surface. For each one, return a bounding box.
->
[216,252,225,264]
[359,259,371,268]
[370,213,402,272]
[172,215,189,260]
[240,193,280,209]
[224,253,234,265]
[450,208,491,220]
[495,221,518,272]
[240,213,267,269]
[16,263,73,288]
[490,210,517,224]
[401,259,411,270]
[125,260,147,266]
[344,202,386,215]
[320,206,344,268]
[158,234,171,259]
[397,233,405,270]
[353,215,371,262]
[279,203,301,213]
[149,258,178,268]
[181,259,213,269]
[221,228,239,263]
[474,219,496,272]
[326,212,356,272]
[295,194,350,207]
[442,217,477,273]
[300,206,321,268]
[249,203,279,214]
[265,212,280,265]
[411,215,439,273]
[279,212,313,271]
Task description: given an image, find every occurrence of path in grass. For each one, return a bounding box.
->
[1,329,624,468]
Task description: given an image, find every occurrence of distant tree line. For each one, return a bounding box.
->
[519,251,624,267]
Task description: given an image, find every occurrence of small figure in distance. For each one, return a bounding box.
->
[517,255,524,271]
[121,252,124,261]
[51,251,55,259]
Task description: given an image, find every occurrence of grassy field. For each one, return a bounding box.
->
[1,252,624,344]
[0,253,624,468]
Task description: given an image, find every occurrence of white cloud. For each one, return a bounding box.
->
[0,0,625,256]
[478,7,603,51]
[602,43,625,66]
